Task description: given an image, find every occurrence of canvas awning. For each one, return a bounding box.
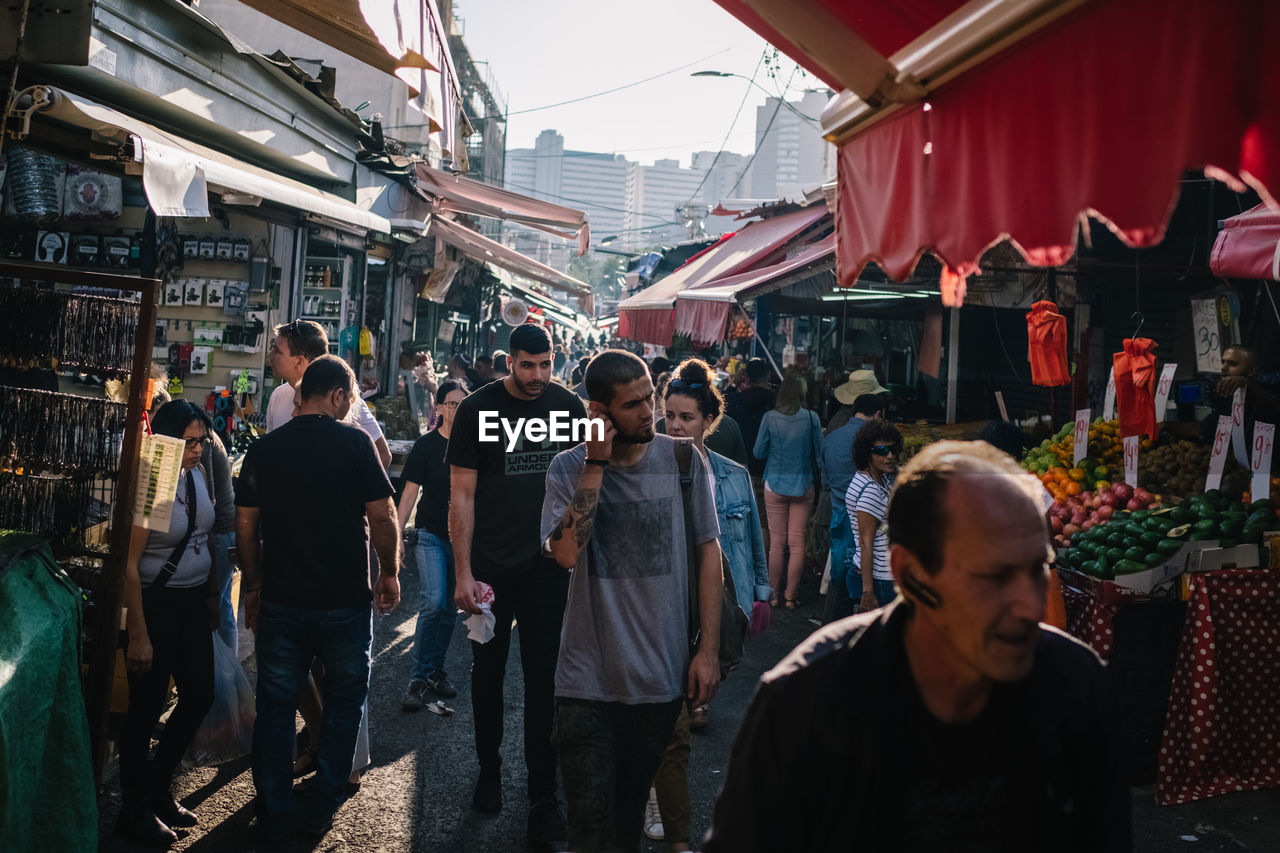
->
[493,268,591,335]
[713,0,1280,307]
[415,163,589,256]
[617,205,829,345]
[1212,204,1280,282]
[673,235,835,344]
[34,86,391,233]
[430,216,589,295]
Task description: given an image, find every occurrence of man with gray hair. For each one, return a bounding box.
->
[706,440,1130,852]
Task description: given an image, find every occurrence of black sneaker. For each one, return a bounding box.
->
[426,671,458,699]
[401,680,428,711]
[115,805,178,847]
[526,797,567,843]
[472,766,502,813]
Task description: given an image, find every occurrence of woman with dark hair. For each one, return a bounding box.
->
[116,401,219,846]
[652,357,771,848]
[398,378,469,709]
[752,374,823,609]
[845,421,903,612]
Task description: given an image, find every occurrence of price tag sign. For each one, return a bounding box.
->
[1205,416,1234,492]
[1103,368,1116,420]
[1123,435,1139,487]
[1251,422,1275,504]
[133,433,185,531]
[1231,388,1249,467]
[995,391,1009,423]
[1154,363,1177,423]
[1073,409,1090,466]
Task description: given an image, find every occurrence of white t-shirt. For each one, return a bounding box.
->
[264,379,383,445]
[264,382,296,433]
[845,471,893,581]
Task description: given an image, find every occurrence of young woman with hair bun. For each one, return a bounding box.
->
[644,358,771,849]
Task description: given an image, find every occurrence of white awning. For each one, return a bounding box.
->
[429,216,589,295]
[491,266,590,335]
[35,86,391,234]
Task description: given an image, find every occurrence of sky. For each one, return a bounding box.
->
[453,0,828,169]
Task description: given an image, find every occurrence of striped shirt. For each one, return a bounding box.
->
[845,471,894,581]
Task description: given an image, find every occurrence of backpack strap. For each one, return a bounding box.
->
[675,441,701,649]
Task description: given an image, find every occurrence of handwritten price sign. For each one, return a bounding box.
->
[1073,409,1090,466]
[1103,368,1116,420]
[1205,415,1233,492]
[1154,363,1177,423]
[1123,435,1139,487]
[1231,388,1249,467]
[1251,422,1275,504]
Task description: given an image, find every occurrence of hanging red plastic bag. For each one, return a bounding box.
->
[1026,300,1071,386]
[1125,337,1160,441]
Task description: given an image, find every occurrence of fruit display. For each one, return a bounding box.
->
[1055,491,1280,580]
[1022,418,1132,481]
[1048,481,1160,548]
[1139,439,1248,500]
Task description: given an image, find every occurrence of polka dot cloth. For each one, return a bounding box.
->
[1156,570,1280,805]
[1061,584,1116,661]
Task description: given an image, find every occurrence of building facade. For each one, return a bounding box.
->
[748,89,836,200]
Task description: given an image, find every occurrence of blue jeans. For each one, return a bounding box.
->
[873,578,897,605]
[252,600,372,833]
[410,532,457,683]
[212,531,237,657]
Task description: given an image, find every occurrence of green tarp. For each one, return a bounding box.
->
[0,532,97,851]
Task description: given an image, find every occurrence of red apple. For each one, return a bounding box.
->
[1097,505,1115,521]
[1134,487,1153,505]
[1100,491,1120,508]
[1050,516,1065,534]
[1113,483,1134,501]
[1125,497,1144,510]
[1063,523,1080,537]
[1081,519,1095,532]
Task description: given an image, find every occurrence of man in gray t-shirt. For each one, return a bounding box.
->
[542,350,721,853]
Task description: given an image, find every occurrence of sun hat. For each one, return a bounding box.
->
[833,369,888,405]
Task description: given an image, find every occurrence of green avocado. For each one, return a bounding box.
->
[1170,506,1194,524]
[1219,537,1239,548]
[1166,524,1191,540]
[1140,531,1165,547]
[1124,546,1147,562]
[1241,524,1267,544]
[1114,559,1148,575]
[1144,551,1166,567]
[1245,509,1274,528]
[1192,519,1219,537]
[1219,517,1245,538]
[1156,538,1184,555]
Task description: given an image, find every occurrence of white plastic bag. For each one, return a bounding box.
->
[184,634,255,767]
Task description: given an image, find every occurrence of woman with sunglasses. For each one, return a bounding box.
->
[117,401,220,846]
[398,379,469,709]
[651,358,771,850]
[845,421,904,612]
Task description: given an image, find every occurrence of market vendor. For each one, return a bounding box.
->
[826,369,888,434]
[1201,345,1280,457]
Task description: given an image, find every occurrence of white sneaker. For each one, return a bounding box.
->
[643,786,664,841]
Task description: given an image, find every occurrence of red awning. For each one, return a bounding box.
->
[1211,204,1280,282]
[715,0,1280,306]
[415,163,589,256]
[617,205,829,345]
[673,235,836,345]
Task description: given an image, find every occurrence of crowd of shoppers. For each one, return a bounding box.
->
[112,323,1128,852]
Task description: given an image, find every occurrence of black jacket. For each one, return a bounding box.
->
[705,601,1131,852]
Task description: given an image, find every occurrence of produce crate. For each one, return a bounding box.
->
[1111,540,1219,593]
[1186,544,1263,572]
[1058,567,1180,606]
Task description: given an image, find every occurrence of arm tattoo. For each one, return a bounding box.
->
[573,504,597,547]
[572,488,598,513]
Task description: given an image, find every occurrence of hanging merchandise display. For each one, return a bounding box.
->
[0,287,138,373]
[4,147,65,220]
[1026,300,1071,386]
[0,471,96,541]
[0,387,128,473]
[1119,337,1160,441]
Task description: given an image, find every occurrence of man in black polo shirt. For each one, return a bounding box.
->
[449,323,587,843]
[236,355,401,843]
[706,441,1130,852]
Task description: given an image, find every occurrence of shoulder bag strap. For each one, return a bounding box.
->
[675,441,701,649]
[151,470,197,590]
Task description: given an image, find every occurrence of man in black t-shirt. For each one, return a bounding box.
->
[724,358,776,478]
[236,356,401,843]
[449,323,586,843]
[707,441,1131,853]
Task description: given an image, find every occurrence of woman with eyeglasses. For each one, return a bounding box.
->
[752,374,824,609]
[397,379,469,710]
[652,358,770,849]
[845,421,904,613]
[116,401,220,847]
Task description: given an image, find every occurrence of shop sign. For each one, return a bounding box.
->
[1190,298,1222,373]
[1154,363,1177,422]
[1251,422,1275,504]
[1205,415,1233,492]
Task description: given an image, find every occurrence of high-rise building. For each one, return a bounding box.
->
[748,89,836,200]
[625,158,709,246]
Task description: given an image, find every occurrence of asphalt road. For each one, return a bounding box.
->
[97,555,1280,852]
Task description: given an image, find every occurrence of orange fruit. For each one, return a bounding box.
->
[1065,481,1082,496]
[1068,467,1086,481]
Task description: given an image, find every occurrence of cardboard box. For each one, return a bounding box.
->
[1186,544,1263,572]
[1058,568,1180,607]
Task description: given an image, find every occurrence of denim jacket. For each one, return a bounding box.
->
[708,450,772,616]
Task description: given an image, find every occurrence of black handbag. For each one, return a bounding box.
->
[675,441,748,679]
[149,470,197,590]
